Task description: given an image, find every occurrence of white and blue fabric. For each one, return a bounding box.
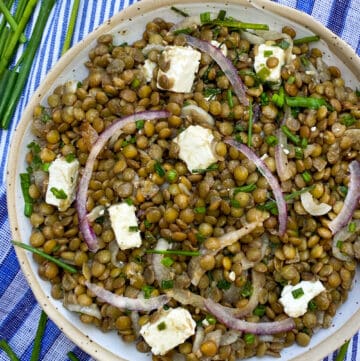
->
[0,0,359,360]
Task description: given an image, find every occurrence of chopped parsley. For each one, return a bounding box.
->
[217,279,232,290]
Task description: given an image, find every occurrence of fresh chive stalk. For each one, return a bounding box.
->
[12,241,78,273]
[210,19,269,30]
[233,183,256,194]
[67,352,81,361]
[0,0,38,76]
[61,0,80,54]
[170,6,189,17]
[1,0,56,128]
[293,35,320,45]
[0,339,20,361]
[200,11,211,23]
[20,173,33,217]
[0,0,27,42]
[145,249,200,257]
[265,135,278,146]
[227,89,233,109]
[0,69,18,120]
[281,125,301,145]
[285,96,327,109]
[335,340,350,361]
[30,311,47,361]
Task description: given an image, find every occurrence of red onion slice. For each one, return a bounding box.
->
[184,35,249,106]
[204,298,295,335]
[225,140,287,235]
[275,128,292,182]
[85,281,169,312]
[76,111,169,252]
[328,161,360,235]
[332,220,360,261]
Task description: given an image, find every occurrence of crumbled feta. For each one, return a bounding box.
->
[173,125,218,172]
[140,307,196,355]
[211,40,227,56]
[279,280,325,318]
[142,59,156,82]
[229,271,236,281]
[108,203,142,250]
[254,44,286,83]
[45,157,79,212]
[157,46,201,93]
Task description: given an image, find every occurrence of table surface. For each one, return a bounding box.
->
[0,0,359,360]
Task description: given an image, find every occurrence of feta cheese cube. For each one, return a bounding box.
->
[173,125,218,172]
[45,157,79,211]
[157,46,201,93]
[140,307,196,355]
[254,44,285,83]
[279,280,325,318]
[142,59,156,82]
[108,203,141,250]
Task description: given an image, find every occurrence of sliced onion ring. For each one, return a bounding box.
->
[332,220,360,261]
[85,281,169,311]
[329,161,360,235]
[184,35,249,106]
[300,191,332,216]
[181,104,215,126]
[205,298,295,335]
[225,140,287,235]
[76,111,169,252]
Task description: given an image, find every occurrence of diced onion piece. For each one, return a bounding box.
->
[225,140,287,235]
[332,220,360,261]
[167,288,205,310]
[181,104,215,126]
[205,298,295,335]
[152,238,174,283]
[86,205,105,222]
[64,303,102,320]
[220,330,242,346]
[275,128,292,182]
[329,161,360,235]
[300,191,331,216]
[184,35,249,106]
[169,15,201,33]
[85,281,169,311]
[76,111,169,252]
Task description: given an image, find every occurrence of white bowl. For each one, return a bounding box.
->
[7,1,360,360]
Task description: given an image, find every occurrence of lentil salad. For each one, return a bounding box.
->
[18,8,360,361]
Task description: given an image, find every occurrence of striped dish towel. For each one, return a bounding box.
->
[0,1,359,360]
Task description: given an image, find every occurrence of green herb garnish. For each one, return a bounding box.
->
[265,135,278,146]
[264,50,273,57]
[244,333,255,344]
[128,226,139,232]
[200,11,211,23]
[233,183,256,194]
[348,222,356,233]
[253,304,266,317]
[20,173,33,217]
[50,187,67,200]
[205,314,217,324]
[135,119,145,129]
[194,206,206,214]
[192,163,219,174]
[154,161,166,177]
[292,287,304,299]
[217,279,232,290]
[166,169,178,183]
[157,321,167,331]
[161,279,174,289]
[142,285,155,299]
[170,6,189,17]
[281,125,301,145]
[301,171,312,183]
[145,249,200,257]
[293,35,320,45]
[240,281,253,297]
[65,153,76,163]
[161,256,174,267]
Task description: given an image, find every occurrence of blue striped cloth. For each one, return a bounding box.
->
[0,1,359,360]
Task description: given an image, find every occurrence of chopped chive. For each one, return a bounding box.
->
[203,87,221,99]
[300,137,308,149]
[20,173,33,217]
[154,161,165,177]
[287,75,295,84]
[253,304,266,317]
[192,163,219,174]
[157,321,167,330]
[217,9,226,20]
[295,147,304,159]
[336,240,343,250]
[247,100,253,147]
[276,39,290,49]
[41,162,50,172]
[292,287,304,299]
[0,339,20,361]
[335,340,350,361]
[145,249,200,257]
[210,19,269,30]
[166,169,178,183]
[135,119,145,129]
[285,96,328,109]
[264,50,273,57]
[301,171,312,183]
[124,197,133,205]
[260,92,269,105]
[244,333,255,344]
[12,241,77,273]
[257,66,271,82]
[293,35,320,45]
[61,0,80,54]
[196,233,206,243]
[340,114,356,127]
[50,187,67,199]
[338,186,348,197]
[172,27,192,35]
[131,78,140,89]
[128,226,139,232]
[142,285,155,299]
[144,219,152,229]
[265,135,278,146]
[200,11,211,23]
[65,153,76,163]
[230,199,241,208]
[348,222,356,233]
[227,89,234,109]
[281,125,301,145]
[205,314,217,324]
[194,206,206,214]
[233,183,256,194]
[308,300,317,311]
[67,352,81,361]
[272,87,285,107]
[217,279,231,290]
[170,6,189,17]
[30,311,47,361]
[240,281,253,297]
[161,256,174,267]
[161,279,174,289]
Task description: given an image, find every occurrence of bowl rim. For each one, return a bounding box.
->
[6,0,360,360]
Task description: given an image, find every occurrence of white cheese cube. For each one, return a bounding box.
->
[254,44,285,83]
[140,307,196,355]
[157,46,201,93]
[108,203,141,250]
[279,280,325,318]
[45,157,79,212]
[173,125,218,172]
[142,59,156,82]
